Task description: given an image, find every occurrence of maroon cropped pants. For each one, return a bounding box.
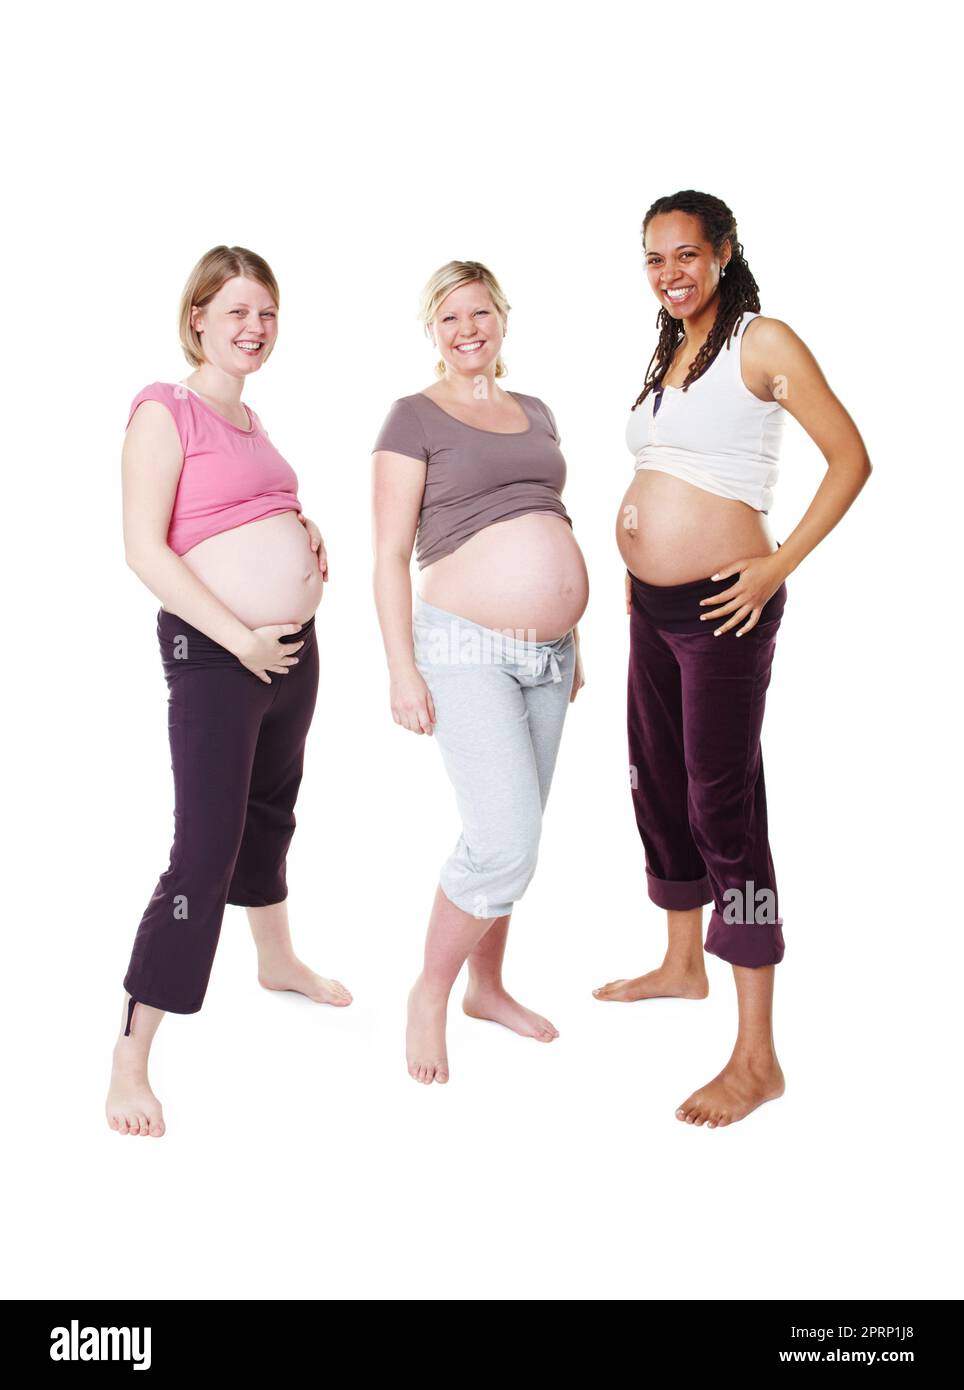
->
[123,607,319,1026]
[627,564,787,968]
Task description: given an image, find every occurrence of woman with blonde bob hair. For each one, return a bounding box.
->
[372,260,589,1084]
[106,245,351,1138]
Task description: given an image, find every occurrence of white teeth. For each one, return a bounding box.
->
[456,341,483,351]
[235,341,263,350]
[665,288,694,301]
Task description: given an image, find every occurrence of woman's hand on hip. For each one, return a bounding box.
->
[698,553,787,637]
[391,666,436,735]
[297,512,328,580]
[235,625,305,684]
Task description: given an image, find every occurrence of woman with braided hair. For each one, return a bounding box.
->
[595,191,871,1127]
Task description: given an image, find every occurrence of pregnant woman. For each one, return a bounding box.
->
[372,260,588,1085]
[595,192,872,1127]
[106,245,350,1139]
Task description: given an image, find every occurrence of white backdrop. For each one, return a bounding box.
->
[2,0,960,1301]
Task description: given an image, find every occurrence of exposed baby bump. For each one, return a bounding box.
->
[616,473,775,586]
[421,513,588,639]
[182,510,325,628]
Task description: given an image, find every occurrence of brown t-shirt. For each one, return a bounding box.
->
[372,390,573,568]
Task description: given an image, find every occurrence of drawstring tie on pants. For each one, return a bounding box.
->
[521,647,563,683]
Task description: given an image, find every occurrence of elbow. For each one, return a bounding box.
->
[372,544,413,573]
[125,540,169,577]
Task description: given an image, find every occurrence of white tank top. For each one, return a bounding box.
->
[626,310,784,512]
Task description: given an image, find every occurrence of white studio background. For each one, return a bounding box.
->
[1,0,960,1302]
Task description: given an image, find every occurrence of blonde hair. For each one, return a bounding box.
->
[418,260,512,379]
[178,245,281,368]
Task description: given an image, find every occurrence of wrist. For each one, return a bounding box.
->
[388,655,418,676]
[227,627,256,660]
[772,548,798,580]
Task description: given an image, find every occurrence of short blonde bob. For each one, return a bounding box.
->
[178,245,281,368]
[418,260,512,378]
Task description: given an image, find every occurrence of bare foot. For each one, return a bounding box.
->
[462,984,559,1041]
[406,976,449,1084]
[592,963,709,1002]
[676,1053,785,1128]
[258,957,352,1006]
[106,1052,165,1137]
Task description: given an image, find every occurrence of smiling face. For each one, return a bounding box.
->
[190,275,278,375]
[431,280,505,376]
[644,212,730,323]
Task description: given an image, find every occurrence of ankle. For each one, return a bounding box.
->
[257,950,298,974]
[465,974,503,995]
[731,1039,779,1070]
[111,1042,149,1075]
[663,955,706,977]
[412,972,451,1000]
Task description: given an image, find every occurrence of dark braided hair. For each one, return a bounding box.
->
[631,190,760,411]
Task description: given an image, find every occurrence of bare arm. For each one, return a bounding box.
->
[371,449,435,734]
[702,318,874,636]
[122,402,302,680]
[755,316,873,577]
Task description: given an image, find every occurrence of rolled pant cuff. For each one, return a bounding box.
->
[226,888,288,909]
[439,877,513,921]
[704,910,785,967]
[122,977,204,1016]
[645,867,714,912]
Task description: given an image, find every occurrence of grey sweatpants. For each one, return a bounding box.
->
[413,596,577,919]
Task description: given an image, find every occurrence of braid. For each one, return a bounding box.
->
[631,190,761,411]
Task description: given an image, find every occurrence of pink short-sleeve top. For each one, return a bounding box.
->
[125,381,302,555]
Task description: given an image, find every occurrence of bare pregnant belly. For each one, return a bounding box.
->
[163,511,325,628]
[418,513,589,641]
[617,471,778,584]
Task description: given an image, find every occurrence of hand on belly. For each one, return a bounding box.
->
[181,511,325,628]
[419,513,589,640]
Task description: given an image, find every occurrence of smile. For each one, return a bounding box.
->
[664,287,695,303]
[454,341,485,353]
[234,340,264,355]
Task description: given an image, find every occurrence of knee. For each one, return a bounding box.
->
[443,820,542,918]
[687,780,742,847]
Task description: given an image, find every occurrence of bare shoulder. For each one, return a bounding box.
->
[744,314,805,350]
[741,315,827,401]
[744,315,821,363]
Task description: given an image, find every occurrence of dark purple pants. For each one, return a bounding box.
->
[627,564,787,968]
[123,607,319,1022]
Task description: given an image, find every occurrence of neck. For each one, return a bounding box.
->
[438,366,500,403]
[677,297,724,355]
[186,363,246,406]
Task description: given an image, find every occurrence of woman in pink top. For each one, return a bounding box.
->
[106,245,351,1139]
